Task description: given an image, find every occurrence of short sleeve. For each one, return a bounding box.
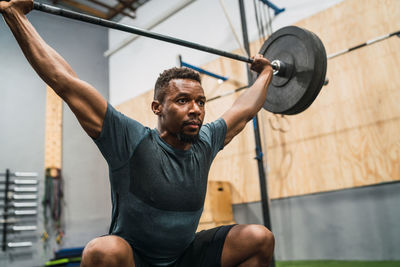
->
[94,103,148,169]
[200,118,227,159]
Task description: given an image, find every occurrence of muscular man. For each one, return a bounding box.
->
[1,0,274,266]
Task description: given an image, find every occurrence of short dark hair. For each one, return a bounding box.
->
[154,67,201,102]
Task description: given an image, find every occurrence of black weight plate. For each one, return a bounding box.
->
[259,26,315,113]
[284,30,327,115]
[259,26,327,115]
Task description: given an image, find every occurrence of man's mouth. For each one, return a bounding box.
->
[183,120,202,130]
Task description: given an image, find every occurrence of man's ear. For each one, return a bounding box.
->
[151,100,162,116]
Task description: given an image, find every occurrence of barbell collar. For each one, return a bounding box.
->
[270,59,292,77]
[271,60,281,75]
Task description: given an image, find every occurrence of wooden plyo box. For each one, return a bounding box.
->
[197,181,236,232]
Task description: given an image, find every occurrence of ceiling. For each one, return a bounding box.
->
[48,0,151,21]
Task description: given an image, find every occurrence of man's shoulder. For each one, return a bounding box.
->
[107,103,151,129]
[200,118,227,134]
[197,118,227,147]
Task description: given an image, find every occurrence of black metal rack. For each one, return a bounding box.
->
[238,1,275,266]
[0,169,39,251]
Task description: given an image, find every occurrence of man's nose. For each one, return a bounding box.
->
[189,101,201,115]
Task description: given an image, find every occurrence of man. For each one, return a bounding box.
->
[1,0,275,266]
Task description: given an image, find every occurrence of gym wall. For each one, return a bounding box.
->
[0,10,110,267]
[207,0,400,260]
[114,0,400,261]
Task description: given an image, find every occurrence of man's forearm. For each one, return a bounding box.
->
[233,68,272,120]
[3,8,76,93]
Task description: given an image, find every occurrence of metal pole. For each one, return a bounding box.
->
[238,1,275,266]
[2,169,10,251]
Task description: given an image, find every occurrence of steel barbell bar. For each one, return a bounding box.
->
[25,1,288,73]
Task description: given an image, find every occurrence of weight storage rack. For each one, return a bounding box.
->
[0,169,39,251]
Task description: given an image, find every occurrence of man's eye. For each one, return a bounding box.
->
[198,100,205,107]
[177,99,187,104]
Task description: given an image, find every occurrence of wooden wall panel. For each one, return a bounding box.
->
[264,0,400,198]
[44,86,63,169]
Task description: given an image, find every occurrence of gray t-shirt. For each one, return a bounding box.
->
[94,104,227,266]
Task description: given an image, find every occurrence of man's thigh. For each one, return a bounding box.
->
[220,224,274,267]
[175,224,236,267]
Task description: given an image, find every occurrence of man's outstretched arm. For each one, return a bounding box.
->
[0,0,107,138]
[221,54,273,145]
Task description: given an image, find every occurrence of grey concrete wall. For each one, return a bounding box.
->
[0,10,110,267]
[233,182,400,261]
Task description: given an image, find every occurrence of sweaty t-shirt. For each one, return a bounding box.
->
[94,104,227,266]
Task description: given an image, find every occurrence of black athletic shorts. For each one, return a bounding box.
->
[132,224,236,267]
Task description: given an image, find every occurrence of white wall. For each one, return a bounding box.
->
[108,0,343,106]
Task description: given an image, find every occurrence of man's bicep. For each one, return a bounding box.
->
[61,77,107,139]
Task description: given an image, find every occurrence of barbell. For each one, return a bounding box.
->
[4,1,328,115]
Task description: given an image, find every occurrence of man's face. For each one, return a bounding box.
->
[157,79,206,143]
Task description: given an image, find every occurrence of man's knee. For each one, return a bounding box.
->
[81,236,133,267]
[245,225,275,253]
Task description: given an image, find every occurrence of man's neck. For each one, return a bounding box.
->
[157,128,192,150]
